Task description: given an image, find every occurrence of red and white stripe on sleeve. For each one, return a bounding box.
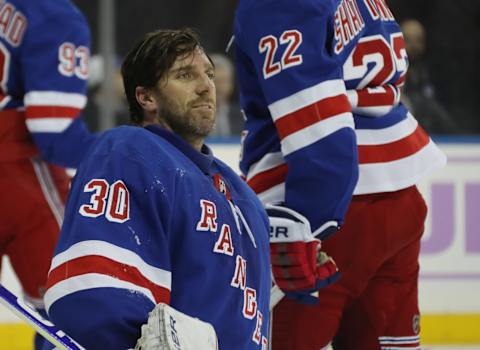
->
[246,152,287,205]
[245,113,446,201]
[44,240,171,312]
[24,91,87,133]
[268,79,354,156]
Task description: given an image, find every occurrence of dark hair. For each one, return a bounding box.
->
[121,28,203,124]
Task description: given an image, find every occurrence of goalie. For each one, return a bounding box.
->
[41,28,271,350]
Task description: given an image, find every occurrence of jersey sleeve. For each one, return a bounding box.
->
[21,9,97,168]
[44,148,172,349]
[235,0,359,238]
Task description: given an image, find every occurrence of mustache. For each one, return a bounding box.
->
[189,98,215,107]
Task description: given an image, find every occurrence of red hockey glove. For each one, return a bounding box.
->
[267,205,340,303]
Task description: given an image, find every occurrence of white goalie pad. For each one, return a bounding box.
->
[135,303,218,350]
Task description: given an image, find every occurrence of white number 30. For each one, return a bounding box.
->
[79,179,130,223]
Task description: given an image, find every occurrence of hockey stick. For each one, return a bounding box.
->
[270,284,324,310]
[0,284,85,350]
[269,284,284,310]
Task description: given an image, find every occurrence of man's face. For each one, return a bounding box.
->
[154,48,216,140]
[214,66,234,105]
[401,20,426,63]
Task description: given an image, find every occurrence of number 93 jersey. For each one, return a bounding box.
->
[0,0,96,168]
[234,0,446,235]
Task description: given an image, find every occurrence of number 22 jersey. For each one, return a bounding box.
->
[234,0,446,236]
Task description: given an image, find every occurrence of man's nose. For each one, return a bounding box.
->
[196,74,214,95]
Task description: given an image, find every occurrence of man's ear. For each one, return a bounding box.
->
[135,86,157,115]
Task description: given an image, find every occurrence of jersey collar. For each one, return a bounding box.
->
[144,124,214,175]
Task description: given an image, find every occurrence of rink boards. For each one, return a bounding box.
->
[1,139,479,347]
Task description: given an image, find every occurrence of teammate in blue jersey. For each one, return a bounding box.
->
[0,1,96,349]
[234,0,446,349]
[42,28,271,350]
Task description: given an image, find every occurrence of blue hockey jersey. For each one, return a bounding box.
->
[0,0,96,167]
[234,0,446,237]
[43,125,271,350]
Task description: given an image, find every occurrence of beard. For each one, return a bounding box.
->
[157,92,216,140]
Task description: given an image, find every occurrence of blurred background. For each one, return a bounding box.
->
[74,0,480,137]
[1,1,479,349]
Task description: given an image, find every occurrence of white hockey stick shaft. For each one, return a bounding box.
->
[270,284,321,311]
[0,284,85,350]
[269,284,285,310]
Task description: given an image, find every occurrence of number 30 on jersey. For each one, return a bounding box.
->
[79,179,130,223]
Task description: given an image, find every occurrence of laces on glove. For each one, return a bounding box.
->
[285,251,340,304]
[270,241,340,303]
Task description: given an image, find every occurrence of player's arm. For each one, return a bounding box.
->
[235,0,358,296]
[44,147,172,349]
[21,11,97,168]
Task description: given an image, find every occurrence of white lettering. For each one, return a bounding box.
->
[252,310,263,344]
[231,255,247,290]
[196,199,218,232]
[213,224,234,256]
[243,287,257,320]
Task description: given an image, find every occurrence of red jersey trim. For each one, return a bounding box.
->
[358,125,429,164]
[26,105,81,119]
[47,255,171,305]
[275,94,351,140]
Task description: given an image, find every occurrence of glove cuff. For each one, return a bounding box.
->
[266,204,315,243]
[266,204,339,242]
[312,221,339,240]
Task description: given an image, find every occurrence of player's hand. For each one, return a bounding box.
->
[267,205,340,303]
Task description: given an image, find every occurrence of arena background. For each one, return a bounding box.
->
[1,0,479,348]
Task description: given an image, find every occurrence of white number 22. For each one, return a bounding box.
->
[258,30,303,79]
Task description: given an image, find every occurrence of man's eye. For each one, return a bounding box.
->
[178,72,191,79]
[207,72,216,80]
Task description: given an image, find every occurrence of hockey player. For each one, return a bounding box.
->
[42,28,271,350]
[234,0,446,349]
[0,0,96,348]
